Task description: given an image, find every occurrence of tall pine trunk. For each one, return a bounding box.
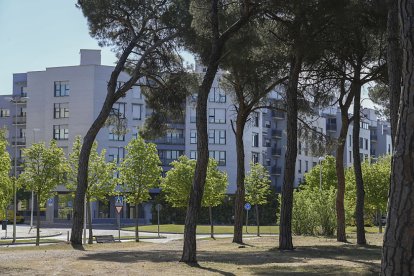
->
[87,197,93,244]
[233,113,247,244]
[335,112,349,242]
[352,81,366,245]
[209,206,214,239]
[381,1,414,272]
[36,194,40,246]
[279,51,302,250]
[255,204,260,237]
[386,0,402,143]
[135,204,140,242]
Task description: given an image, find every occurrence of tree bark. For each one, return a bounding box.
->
[36,194,40,246]
[256,204,260,237]
[135,204,140,242]
[352,81,366,245]
[386,0,402,144]
[209,206,214,239]
[335,111,349,242]
[381,1,414,273]
[279,51,302,250]
[87,197,93,244]
[233,112,247,244]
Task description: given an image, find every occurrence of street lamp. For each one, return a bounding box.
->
[29,128,40,232]
[318,156,325,191]
[6,95,28,243]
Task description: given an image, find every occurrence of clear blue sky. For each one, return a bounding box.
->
[0,0,117,94]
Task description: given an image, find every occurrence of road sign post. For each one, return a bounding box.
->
[156,204,162,237]
[115,196,123,242]
[244,203,251,234]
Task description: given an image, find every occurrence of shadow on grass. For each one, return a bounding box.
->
[184,262,236,276]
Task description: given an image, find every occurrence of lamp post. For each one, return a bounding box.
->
[318,156,325,191]
[6,95,28,243]
[29,128,40,232]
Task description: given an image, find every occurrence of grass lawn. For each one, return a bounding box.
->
[0,234,383,275]
[0,238,62,245]
[122,224,381,235]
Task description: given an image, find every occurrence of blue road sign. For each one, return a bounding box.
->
[48,198,54,207]
[244,203,251,210]
[115,196,123,207]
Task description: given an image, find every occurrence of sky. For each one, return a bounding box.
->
[0,0,118,94]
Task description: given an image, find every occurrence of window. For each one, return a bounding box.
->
[54,103,69,119]
[253,112,259,127]
[365,138,368,150]
[388,144,391,154]
[252,152,259,163]
[365,154,368,161]
[208,129,226,144]
[166,129,184,144]
[265,158,271,166]
[304,143,308,156]
[112,102,126,118]
[53,125,68,140]
[349,135,352,147]
[263,138,271,147]
[54,81,69,97]
[132,86,142,99]
[189,151,197,159]
[109,131,125,141]
[349,151,352,163]
[208,108,226,124]
[190,108,196,123]
[132,127,139,139]
[0,109,10,117]
[264,120,271,128]
[298,160,302,173]
[252,132,259,147]
[298,142,302,154]
[305,161,309,172]
[360,121,369,129]
[209,87,226,103]
[190,130,197,144]
[209,150,226,166]
[159,150,183,165]
[359,137,364,149]
[132,104,142,120]
[108,147,125,163]
[313,162,317,167]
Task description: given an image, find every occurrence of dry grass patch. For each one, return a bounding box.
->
[0,234,382,275]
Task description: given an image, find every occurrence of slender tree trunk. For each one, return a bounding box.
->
[135,204,140,242]
[335,112,349,242]
[352,82,366,245]
[381,2,414,272]
[209,206,214,239]
[87,197,93,244]
[256,204,260,237]
[279,51,302,250]
[36,194,40,246]
[377,209,382,234]
[386,0,402,143]
[233,113,247,244]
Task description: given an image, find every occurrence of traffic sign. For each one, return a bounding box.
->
[156,204,162,211]
[244,203,251,210]
[115,206,123,214]
[48,198,54,207]
[115,196,123,207]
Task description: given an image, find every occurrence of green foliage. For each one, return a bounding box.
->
[304,155,337,190]
[345,155,391,221]
[119,135,162,205]
[67,136,117,202]
[0,129,12,212]
[161,156,228,208]
[292,186,337,236]
[19,141,68,205]
[245,162,271,206]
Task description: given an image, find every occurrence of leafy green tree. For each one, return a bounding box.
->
[245,162,271,236]
[19,141,68,246]
[119,135,162,242]
[67,136,117,244]
[304,156,337,190]
[0,129,12,216]
[161,156,228,238]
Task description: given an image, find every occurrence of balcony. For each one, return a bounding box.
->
[326,123,337,132]
[272,110,285,120]
[11,157,24,167]
[160,158,178,167]
[11,136,26,146]
[271,166,282,175]
[370,133,377,142]
[12,114,26,125]
[272,129,282,138]
[272,147,282,156]
[153,137,185,145]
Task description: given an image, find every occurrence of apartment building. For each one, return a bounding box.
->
[0,49,393,224]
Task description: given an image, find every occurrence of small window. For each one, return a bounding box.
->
[54,81,70,97]
[54,103,69,119]
[132,104,142,120]
[252,152,259,163]
[53,125,68,140]
[252,133,259,147]
[190,130,197,144]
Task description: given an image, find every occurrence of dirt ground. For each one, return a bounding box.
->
[0,234,383,275]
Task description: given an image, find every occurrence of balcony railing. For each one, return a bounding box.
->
[326,123,337,132]
[12,115,26,125]
[272,110,285,120]
[271,166,282,175]
[11,157,24,167]
[272,147,282,156]
[152,137,185,145]
[11,136,26,146]
[272,129,282,138]
[370,133,377,141]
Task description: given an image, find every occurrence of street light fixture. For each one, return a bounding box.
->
[318,156,325,191]
[6,95,28,243]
